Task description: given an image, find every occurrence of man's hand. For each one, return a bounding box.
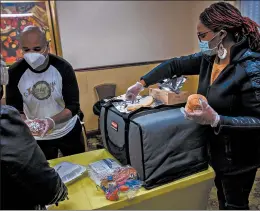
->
[25,118,55,137]
[41,118,55,137]
[25,119,46,136]
[25,109,72,137]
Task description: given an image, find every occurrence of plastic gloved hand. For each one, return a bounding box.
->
[25,118,55,137]
[40,118,55,137]
[182,98,220,127]
[25,119,46,136]
[125,82,144,101]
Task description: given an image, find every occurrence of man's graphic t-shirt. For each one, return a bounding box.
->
[6,54,80,140]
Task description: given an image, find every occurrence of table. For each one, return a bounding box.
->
[48,149,215,210]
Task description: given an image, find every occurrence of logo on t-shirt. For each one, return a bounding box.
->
[23,81,56,98]
[32,81,52,100]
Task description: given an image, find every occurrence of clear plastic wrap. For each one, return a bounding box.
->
[87,158,122,186]
[87,159,143,201]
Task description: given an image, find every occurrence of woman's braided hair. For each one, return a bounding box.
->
[199,2,260,52]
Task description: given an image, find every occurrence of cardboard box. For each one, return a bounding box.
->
[149,88,189,105]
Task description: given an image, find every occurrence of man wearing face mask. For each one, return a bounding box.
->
[1,55,68,210]
[126,2,260,210]
[6,26,85,160]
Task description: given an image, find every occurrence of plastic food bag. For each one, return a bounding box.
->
[87,158,122,186]
[158,75,187,94]
[87,159,143,201]
[100,166,142,201]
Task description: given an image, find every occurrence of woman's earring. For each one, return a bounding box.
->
[218,43,227,60]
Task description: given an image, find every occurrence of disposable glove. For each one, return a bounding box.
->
[181,98,220,127]
[125,82,144,101]
[25,118,55,137]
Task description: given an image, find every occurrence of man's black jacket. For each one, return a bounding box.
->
[1,105,68,209]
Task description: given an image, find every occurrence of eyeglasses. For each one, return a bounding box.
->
[197,30,212,42]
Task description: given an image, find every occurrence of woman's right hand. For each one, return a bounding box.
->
[125,82,144,101]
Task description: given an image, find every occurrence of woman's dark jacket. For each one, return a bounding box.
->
[141,38,260,175]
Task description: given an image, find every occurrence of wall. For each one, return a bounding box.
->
[55,1,194,69]
[56,1,238,67]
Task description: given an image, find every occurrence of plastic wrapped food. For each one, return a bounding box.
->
[87,159,143,201]
[100,168,142,201]
[26,119,46,136]
[87,158,122,186]
[112,166,138,185]
[100,166,138,190]
[158,75,187,94]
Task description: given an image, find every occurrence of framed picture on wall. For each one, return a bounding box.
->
[1,0,62,66]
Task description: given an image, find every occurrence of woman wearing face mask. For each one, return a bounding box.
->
[126,2,260,210]
[6,26,85,160]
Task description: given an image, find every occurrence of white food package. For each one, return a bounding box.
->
[53,161,87,184]
[87,158,122,186]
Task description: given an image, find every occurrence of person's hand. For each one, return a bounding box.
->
[39,118,55,137]
[126,82,144,101]
[25,118,55,137]
[25,119,46,136]
[182,98,220,127]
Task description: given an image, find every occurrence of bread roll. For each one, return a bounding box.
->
[185,94,207,112]
[127,96,154,111]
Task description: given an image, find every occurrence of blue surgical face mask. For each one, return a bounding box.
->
[198,31,221,56]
